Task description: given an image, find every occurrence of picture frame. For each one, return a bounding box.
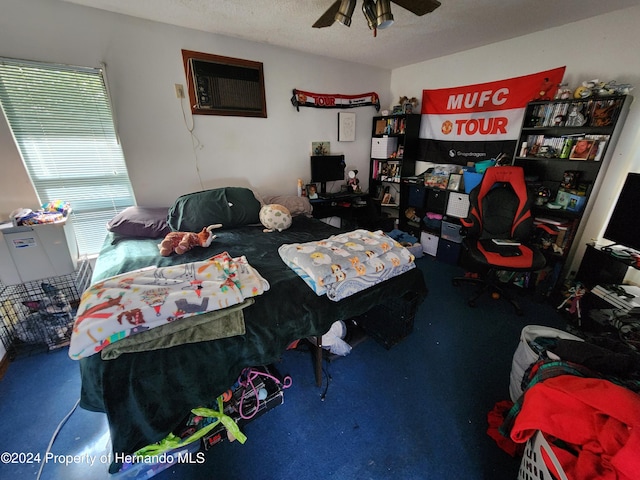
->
[403,102,413,114]
[337,112,356,142]
[182,49,267,118]
[306,183,318,199]
[381,193,393,205]
[311,142,330,156]
[447,173,462,191]
[569,139,595,160]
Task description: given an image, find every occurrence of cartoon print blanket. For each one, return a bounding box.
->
[278,229,415,299]
[68,252,269,359]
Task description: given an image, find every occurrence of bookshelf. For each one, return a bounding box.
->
[512,95,633,296]
[368,114,421,220]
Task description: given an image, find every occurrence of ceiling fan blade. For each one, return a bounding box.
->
[313,0,342,28]
[391,0,441,16]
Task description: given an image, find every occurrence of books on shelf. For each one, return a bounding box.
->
[374,116,407,135]
[591,284,640,313]
[527,97,624,128]
[523,133,610,160]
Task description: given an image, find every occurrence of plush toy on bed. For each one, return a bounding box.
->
[259,204,292,233]
[158,224,222,256]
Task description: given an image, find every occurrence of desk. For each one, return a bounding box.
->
[576,244,640,288]
[310,193,374,229]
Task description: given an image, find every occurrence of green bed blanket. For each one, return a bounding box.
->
[79,216,427,471]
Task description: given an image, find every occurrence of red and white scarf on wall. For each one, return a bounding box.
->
[291,89,380,111]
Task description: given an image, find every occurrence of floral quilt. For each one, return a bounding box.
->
[69,252,269,359]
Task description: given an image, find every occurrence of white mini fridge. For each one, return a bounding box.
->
[0,217,79,285]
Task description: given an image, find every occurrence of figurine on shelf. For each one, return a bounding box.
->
[346,170,360,193]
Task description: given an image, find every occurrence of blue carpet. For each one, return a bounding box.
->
[0,257,567,479]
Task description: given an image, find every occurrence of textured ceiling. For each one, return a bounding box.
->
[60,0,640,69]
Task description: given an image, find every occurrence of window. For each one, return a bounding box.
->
[0,58,135,256]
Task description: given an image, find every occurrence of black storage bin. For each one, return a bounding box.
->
[426,189,448,214]
[355,292,420,349]
[436,238,462,265]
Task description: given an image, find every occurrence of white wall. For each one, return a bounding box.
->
[391,5,640,277]
[2,0,640,280]
[0,0,391,218]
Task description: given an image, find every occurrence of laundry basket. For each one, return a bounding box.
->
[518,431,568,480]
[509,325,583,402]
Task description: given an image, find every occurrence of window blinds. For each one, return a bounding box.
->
[0,58,135,256]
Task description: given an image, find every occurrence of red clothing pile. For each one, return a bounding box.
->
[510,375,640,480]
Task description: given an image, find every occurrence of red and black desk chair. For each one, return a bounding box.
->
[452,166,546,315]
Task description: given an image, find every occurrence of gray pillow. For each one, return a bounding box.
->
[107,206,171,238]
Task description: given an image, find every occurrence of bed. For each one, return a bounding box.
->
[74,188,427,471]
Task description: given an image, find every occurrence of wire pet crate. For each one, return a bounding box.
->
[0,258,92,358]
[355,291,421,349]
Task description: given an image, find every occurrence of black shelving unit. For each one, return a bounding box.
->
[368,114,421,223]
[512,95,633,295]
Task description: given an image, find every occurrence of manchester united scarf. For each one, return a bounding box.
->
[291,89,380,111]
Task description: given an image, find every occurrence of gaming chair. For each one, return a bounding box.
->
[452,166,546,315]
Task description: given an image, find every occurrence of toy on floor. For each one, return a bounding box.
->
[557,282,586,324]
[158,224,222,256]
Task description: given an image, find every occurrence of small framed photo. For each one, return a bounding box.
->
[403,102,413,114]
[569,139,595,160]
[306,183,318,199]
[381,193,393,205]
[311,141,330,156]
[447,173,462,191]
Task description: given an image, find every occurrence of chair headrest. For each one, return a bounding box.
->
[477,166,527,200]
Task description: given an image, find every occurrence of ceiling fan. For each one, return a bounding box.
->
[313,0,441,36]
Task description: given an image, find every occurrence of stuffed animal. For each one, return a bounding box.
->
[259,204,292,232]
[158,224,222,256]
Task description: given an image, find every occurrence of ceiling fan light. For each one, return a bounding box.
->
[335,0,357,27]
[376,0,394,29]
[362,0,377,30]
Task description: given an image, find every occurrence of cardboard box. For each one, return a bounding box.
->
[0,217,78,285]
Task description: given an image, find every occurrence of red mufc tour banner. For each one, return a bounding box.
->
[291,89,380,111]
[420,67,566,142]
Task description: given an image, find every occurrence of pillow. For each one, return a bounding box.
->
[260,195,312,217]
[167,187,261,232]
[107,206,171,238]
[259,204,292,232]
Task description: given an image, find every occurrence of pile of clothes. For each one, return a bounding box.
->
[10,200,71,225]
[490,333,640,479]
